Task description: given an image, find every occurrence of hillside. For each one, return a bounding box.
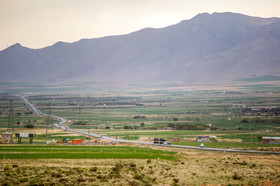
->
[0,12,279,86]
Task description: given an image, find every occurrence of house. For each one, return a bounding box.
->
[262,137,280,144]
[1,133,13,143]
[197,136,210,142]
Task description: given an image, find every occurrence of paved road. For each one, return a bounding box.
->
[16,94,280,155]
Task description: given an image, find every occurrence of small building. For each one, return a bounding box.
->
[164,127,174,130]
[1,133,13,143]
[197,136,210,142]
[72,140,83,145]
[262,137,280,144]
[15,133,35,144]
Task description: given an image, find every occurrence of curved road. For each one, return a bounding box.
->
[16,94,280,155]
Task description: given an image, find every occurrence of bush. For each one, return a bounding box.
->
[59,178,68,183]
[76,177,85,182]
[173,178,179,183]
[133,173,143,180]
[112,162,123,173]
[133,116,146,119]
[12,164,18,168]
[90,167,98,172]
[232,172,243,180]
[51,172,62,178]
[19,178,28,183]
[241,119,248,123]
[24,124,34,128]
[73,121,87,125]
[167,124,207,130]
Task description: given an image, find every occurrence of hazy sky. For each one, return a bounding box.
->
[1,0,280,51]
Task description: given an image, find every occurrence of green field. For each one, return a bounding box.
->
[0,145,177,160]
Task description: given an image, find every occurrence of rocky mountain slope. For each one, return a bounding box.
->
[1,12,279,85]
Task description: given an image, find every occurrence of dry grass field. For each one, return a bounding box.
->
[0,145,279,185]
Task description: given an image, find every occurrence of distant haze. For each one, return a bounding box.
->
[0,12,280,86]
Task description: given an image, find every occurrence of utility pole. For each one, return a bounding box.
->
[78,105,82,121]
[250,126,253,150]
[270,132,273,151]
[71,98,76,128]
[261,130,263,150]
[46,101,51,144]
[7,99,14,133]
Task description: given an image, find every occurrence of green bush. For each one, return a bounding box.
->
[90,167,98,172]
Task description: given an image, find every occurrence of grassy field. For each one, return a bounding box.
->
[0,145,177,160]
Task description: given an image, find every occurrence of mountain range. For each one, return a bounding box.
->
[1,12,280,86]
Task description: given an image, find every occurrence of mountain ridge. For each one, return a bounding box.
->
[1,12,280,86]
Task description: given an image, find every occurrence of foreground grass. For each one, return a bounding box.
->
[0,146,279,185]
[0,145,177,160]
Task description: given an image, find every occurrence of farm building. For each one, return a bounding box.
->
[196,135,216,142]
[1,133,13,143]
[15,133,35,144]
[197,136,210,142]
[262,137,280,144]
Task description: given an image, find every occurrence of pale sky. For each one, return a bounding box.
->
[0,0,280,51]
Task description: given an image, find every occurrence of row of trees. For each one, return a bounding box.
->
[241,118,280,124]
[123,123,145,130]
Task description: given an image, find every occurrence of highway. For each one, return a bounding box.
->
[16,94,280,155]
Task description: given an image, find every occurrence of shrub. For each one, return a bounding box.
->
[76,178,85,182]
[19,178,28,183]
[167,123,207,130]
[12,164,18,168]
[129,163,137,168]
[24,124,34,128]
[173,178,179,183]
[111,162,123,173]
[232,172,243,180]
[73,121,87,125]
[51,172,62,178]
[133,116,146,119]
[59,178,68,183]
[90,167,98,172]
[133,173,143,180]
